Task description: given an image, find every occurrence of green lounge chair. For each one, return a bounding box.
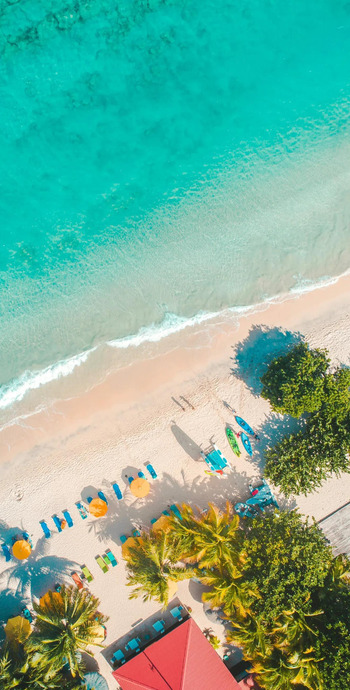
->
[95,555,108,573]
[102,553,111,567]
[81,565,93,582]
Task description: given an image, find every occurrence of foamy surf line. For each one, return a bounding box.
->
[0,268,348,415]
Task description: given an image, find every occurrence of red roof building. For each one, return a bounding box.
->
[113,618,241,690]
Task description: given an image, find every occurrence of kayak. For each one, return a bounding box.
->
[241,432,253,456]
[226,428,241,457]
[235,415,254,436]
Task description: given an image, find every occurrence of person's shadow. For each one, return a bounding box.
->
[170,422,202,461]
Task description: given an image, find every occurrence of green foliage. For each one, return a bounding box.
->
[169,502,242,569]
[26,585,107,679]
[125,531,194,606]
[261,341,329,417]
[265,368,350,495]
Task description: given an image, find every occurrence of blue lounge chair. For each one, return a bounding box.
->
[150,518,157,524]
[52,515,63,532]
[128,476,134,484]
[86,496,92,503]
[162,509,171,516]
[138,471,146,479]
[22,531,33,547]
[98,490,108,505]
[75,501,88,519]
[105,548,118,566]
[62,510,73,527]
[22,607,33,623]
[1,543,11,562]
[120,535,127,544]
[40,520,51,538]
[112,482,123,500]
[146,463,158,480]
[112,649,126,665]
[153,620,165,635]
[132,528,141,537]
[170,504,182,520]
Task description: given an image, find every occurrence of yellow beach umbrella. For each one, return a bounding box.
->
[12,539,31,560]
[152,515,172,533]
[167,580,178,600]
[89,497,108,517]
[39,590,63,610]
[130,477,150,498]
[90,623,106,645]
[5,616,32,644]
[121,537,139,560]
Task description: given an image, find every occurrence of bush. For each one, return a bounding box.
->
[261,342,329,417]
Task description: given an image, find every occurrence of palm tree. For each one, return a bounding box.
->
[0,652,17,690]
[200,562,258,619]
[254,648,299,690]
[272,605,322,651]
[226,615,272,660]
[126,531,194,606]
[169,502,242,569]
[26,585,107,679]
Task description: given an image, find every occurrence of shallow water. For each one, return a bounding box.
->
[1,0,350,418]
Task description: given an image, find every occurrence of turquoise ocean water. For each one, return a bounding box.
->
[1,0,350,422]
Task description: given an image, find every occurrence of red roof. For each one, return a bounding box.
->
[113,618,240,690]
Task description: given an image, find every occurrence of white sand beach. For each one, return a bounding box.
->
[1,274,350,687]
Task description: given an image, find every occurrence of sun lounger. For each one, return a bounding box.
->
[128,476,134,484]
[1,543,11,562]
[75,501,88,519]
[170,504,182,519]
[138,471,146,479]
[120,535,127,544]
[98,490,108,505]
[86,496,92,503]
[52,515,63,532]
[146,463,158,480]
[62,510,73,527]
[71,571,84,590]
[102,553,111,567]
[112,482,123,500]
[81,565,93,582]
[105,548,118,566]
[162,510,171,516]
[112,649,126,665]
[22,607,33,623]
[22,531,33,547]
[40,520,51,538]
[150,518,157,524]
[132,528,141,537]
[95,555,109,573]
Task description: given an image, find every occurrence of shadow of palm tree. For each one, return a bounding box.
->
[170,422,203,460]
[231,325,302,396]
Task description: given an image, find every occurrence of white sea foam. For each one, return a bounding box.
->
[0,269,348,416]
[0,349,94,411]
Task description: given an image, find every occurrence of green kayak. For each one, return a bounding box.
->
[226,427,241,457]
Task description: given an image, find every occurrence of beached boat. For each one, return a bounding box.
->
[241,432,253,456]
[235,415,254,436]
[225,428,241,456]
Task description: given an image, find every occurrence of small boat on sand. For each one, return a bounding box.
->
[226,427,241,457]
[241,432,253,456]
[235,415,254,436]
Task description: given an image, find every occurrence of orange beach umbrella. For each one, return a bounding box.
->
[130,477,150,498]
[121,537,139,560]
[89,497,108,518]
[39,590,63,610]
[12,539,31,560]
[152,515,172,533]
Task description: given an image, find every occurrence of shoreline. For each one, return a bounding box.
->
[1,270,349,483]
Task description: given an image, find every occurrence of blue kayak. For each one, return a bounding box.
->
[235,415,254,436]
[241,432,253,456]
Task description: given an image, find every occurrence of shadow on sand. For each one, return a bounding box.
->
[170,422,202,461]
[231,325,302,396]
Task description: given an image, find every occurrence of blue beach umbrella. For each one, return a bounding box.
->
[83,672,109,690]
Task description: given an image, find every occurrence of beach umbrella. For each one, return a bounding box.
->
[5,616,32,644]
[12,539,31,560]
[39,590,63,610]
[168,579,178,600]
[89,497,108,517]
[121,537,140,559]
[152,515,172,533]
[83,672,109,690]
[90,623,106,645]
[130,477,150,498]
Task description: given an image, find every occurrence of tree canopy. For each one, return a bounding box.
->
[260,341,329,417]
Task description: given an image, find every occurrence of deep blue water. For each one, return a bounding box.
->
[1,0,350,415]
